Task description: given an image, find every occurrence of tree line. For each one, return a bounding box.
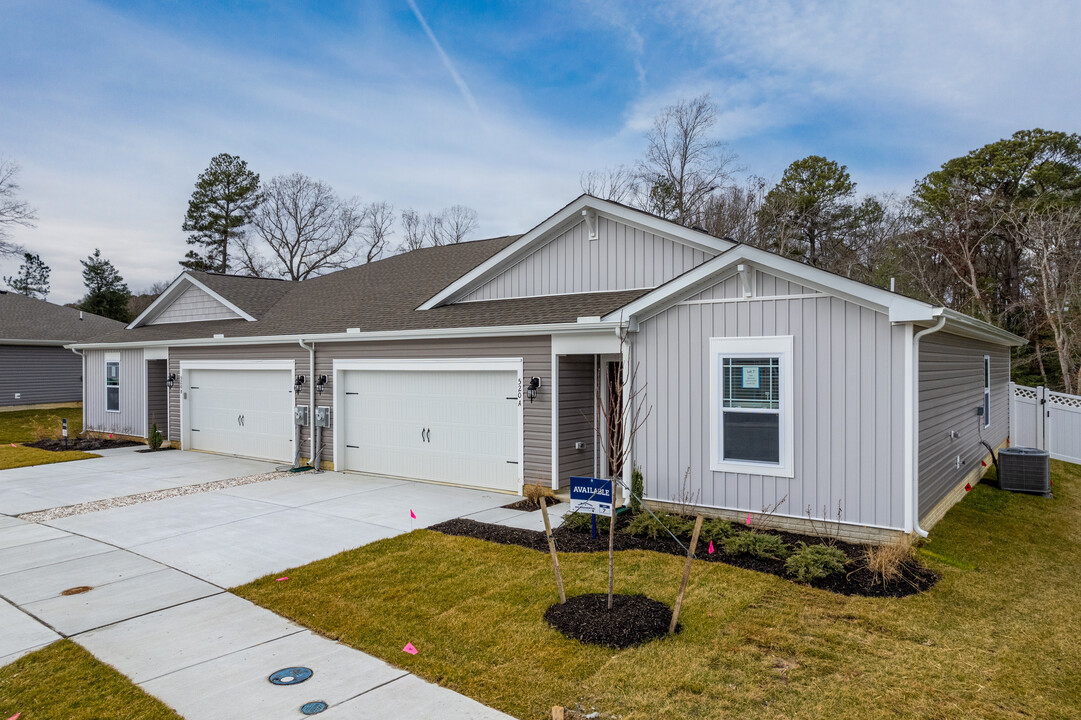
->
[582,96,1081,394]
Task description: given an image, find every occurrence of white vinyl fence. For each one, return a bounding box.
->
[1010,382,1081,465]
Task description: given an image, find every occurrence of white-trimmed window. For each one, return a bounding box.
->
[983,355,991,428]
[106,361,120,412]
[709,336,794,477]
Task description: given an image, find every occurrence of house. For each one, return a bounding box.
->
[69,196,1025,542]
[0,291,125,410]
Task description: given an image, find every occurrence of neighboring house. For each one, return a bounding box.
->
[70,196,1025,541]
[0,291,125,409]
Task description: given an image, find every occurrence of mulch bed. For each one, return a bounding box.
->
[136,446,177,453]
[501,496,559,512]
[544,593,676,648]
[430,518,937,598]
[24,438,141,452]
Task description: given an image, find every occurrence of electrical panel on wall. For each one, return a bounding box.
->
[294,406,309,426]
[315,407,331,428]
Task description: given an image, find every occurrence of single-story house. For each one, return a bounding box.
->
[69,196,1025,542]
[0,290,125,410]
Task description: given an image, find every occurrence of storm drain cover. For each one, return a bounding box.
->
[301,701,328,715]
[268,667,313,686]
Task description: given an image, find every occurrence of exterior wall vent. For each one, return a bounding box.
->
[998,447,1052,497]
[346,328,361,334]
[213,333,225,339]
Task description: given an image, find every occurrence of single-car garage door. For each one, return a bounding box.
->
[186,368,294,462]
[339,365,521,492]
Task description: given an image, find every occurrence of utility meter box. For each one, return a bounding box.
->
[294,405,309,426]
[315,406,332,428]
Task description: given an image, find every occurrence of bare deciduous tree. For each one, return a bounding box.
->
[245,173,365,280]
[399,209,425,252]
[399,205,479,251]
[436,204,478,245]
[360,201,395,263]
[580,166,636,204]
[0,156,37,257]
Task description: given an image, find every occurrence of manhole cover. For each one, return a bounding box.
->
[301,701,328,715]
[61,586,92,596]
[268,667,313,686]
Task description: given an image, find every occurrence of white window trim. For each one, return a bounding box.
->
[983,355,991,428]
[709,335,794,478]
[105,360,121,413]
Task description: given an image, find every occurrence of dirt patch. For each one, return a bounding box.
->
[135,446,177,454]
[501,496,559,512]
[25,438,140,452]
[60,586,92,596]
[544,593,675,648]
[430,518,937,598]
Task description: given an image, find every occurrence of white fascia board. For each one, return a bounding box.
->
[67,320,627,351]
[127,274,257,329]
[939,309,1028,347]
[4,339,72,347]
[418,195,735,310]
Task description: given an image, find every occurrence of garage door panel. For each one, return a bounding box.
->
[187,369,293,463]
[340,368,520,492]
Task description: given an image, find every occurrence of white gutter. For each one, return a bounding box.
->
[67,320,626,351]
[299,339,315,466]
[908,313,947,537]
[70,347,86,437]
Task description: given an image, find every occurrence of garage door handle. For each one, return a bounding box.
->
[425,428,431,443]
[346,444,358,449]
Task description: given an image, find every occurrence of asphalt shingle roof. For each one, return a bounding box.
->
[0,292,126,343]
[80,236,649,345]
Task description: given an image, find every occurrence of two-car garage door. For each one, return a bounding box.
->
[338,365,521,492]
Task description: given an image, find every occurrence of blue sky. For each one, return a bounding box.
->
[2,0,1078,302]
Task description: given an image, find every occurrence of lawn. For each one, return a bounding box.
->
[0,405,97,470]
[236,462,1081,720]
[0,641,180,720]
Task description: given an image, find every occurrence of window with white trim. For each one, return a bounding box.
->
[106,361,120,412]
[983,355,991,428]
[709,336,794,477]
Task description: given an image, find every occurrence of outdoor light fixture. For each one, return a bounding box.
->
[526,376,541,402]
[315,375,328,394]
[166,373,176,389]
[294,375,305,393]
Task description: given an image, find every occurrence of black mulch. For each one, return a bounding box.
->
[25,438,141,452]
[430,518,937,598]
[544,593,675,648]
[501,496,559,512]
[136,446,177,454]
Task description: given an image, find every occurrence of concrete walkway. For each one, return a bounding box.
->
[0,450,562,719]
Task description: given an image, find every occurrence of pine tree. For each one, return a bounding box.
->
[79,249,131,322]
[181,154,261,273]
[3,252,50,299]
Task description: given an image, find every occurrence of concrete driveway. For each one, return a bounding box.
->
[0,448,529,719]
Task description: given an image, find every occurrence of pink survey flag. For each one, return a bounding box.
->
[746,513,751,525]
[9,443,14,447]
[409,509,416,519]
[402,642,418,655]
[9,713,21,720]
[708,540,715,554]
[276,577,289,582]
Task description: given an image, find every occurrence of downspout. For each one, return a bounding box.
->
[71,348,86,437]
[298,339,316,468]
[910,313,947,537]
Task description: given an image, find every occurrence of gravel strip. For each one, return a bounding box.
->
[17,470,295,523]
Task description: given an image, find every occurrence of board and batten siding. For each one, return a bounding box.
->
[168,336,553,484]
[0,346,83,406]
[557,355,595,485]
[146,359,169,437]
[459,217,715,302]
[149,284,240,325]
[918,333,1010,518]
[633,271,907,531]
[85,348,146,436]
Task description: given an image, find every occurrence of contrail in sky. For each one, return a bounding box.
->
[406,0,482,119]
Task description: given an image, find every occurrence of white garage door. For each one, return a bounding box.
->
[340,366,521,492]
[187,369,294,462]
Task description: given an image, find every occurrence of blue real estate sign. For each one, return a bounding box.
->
[569,476,613,517]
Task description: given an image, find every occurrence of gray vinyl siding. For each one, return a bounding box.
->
[918,333,1010,518]
[633,272,907,530]
[558,355,595,485]
[85,348,146,436]
[460,217,714,302]
[0,345,83,406]
[149,284,240,324]
[146,359,169,437]
[168,336,553,484]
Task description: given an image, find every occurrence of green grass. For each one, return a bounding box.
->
[235,462,1081,720]
[0,641,180,720]
[0,405,97,470]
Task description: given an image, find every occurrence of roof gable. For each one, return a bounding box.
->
[129,274,259,328]
[418,195,735,309]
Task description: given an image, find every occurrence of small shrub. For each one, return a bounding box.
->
[562,512,604,534]
[630,465,644,513]
[523,483,552,507]
[148,423,163,450]
[862,535,916,587]
[626,511,693,540]
[700,518,735,542]
[785,542,848,582]
[723,531,790,560]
